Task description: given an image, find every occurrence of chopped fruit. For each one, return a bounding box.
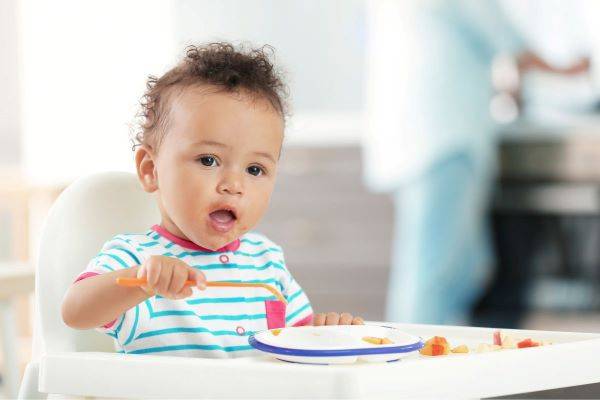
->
[363,336,382,345]
[451,345,469,354]
[493,330,502,346]
[493,331,518,349]
[416,330,551,357]
[432,344,447,356]
[420,336,450,356]
[431,336,448,344]
[500,334,517,349]
[362,336,394,345]
[517,338,540,348]
[476,343,502,353]
[271,329,281,336]
[494,330,549,349]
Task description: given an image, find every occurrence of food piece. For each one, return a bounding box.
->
[517,338,540,348]
[362,336,394,345]
[494,330,543,349]
[493,331,517,349]
[493,330,502,346]
[476,343,502,353]
[429,336,448,345]
[420,344,447,356]
[451,345,469,354]
[500,334,517,349]
[420,336,450,356]
[363,336,382,345]
[495,330,546,349]
[271,329,282,336]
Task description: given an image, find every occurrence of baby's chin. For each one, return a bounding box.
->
[192,229,239,251]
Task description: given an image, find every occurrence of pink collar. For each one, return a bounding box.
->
[151,224,240,253]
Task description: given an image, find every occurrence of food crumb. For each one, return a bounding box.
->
[451,345,469,354]
[362,336,394,345]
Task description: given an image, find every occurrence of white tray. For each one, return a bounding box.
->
[39,322,600,399]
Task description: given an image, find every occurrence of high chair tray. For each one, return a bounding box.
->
[39,322,600,399]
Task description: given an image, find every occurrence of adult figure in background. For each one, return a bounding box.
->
[363,0,590,325]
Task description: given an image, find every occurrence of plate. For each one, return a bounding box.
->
[248,324,424,364]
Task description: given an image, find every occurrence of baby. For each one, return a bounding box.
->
[61,43,363,357]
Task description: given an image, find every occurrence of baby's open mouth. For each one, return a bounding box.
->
[208,209,237,233]
[210,209,236,222]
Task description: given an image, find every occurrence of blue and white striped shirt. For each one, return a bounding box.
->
[76,226,313,357]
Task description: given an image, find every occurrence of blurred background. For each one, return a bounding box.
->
[2,0,600,395]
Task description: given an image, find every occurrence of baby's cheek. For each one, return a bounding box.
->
[237,222,250,234]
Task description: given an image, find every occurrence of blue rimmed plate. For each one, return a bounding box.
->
[248,324,423,364]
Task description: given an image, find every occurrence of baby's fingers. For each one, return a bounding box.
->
[339,312,354,325]
[312,313,326,326]
[188,268,207,290]
[136,264,146,279]
[145,259,162,288]
[136,262,155,295]
[325,312,340,325]
[174,287,193,299]
[168,265,188,296]
[155,262,174,295]
[312,312,363,326]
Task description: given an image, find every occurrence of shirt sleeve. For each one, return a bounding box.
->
[76,236,143,279]
[73,236,145,340]
[276,249,313,327]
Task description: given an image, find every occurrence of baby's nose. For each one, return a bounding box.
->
[217,176,243,195]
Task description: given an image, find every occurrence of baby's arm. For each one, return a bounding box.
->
[62,255,206,330]
[62,266,148,330]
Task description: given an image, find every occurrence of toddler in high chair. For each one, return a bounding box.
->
[61,42,363,358]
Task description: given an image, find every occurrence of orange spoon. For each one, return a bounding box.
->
[116,277,287,304]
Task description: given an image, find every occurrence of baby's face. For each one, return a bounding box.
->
[149,87,283,250]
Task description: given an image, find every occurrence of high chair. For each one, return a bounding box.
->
[18,171,159,399]
[18,172,600,399]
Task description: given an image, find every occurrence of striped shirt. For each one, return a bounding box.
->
[75,225,313,357]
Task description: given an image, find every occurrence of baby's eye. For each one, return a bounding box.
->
[247,165,264,176]
[198,156,218,167]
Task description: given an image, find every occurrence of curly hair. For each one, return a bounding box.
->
[134,42,289,150]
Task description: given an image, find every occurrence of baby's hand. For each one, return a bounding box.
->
[312,312,364,326]
[136,255,206,299]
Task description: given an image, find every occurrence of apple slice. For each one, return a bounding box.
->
[493,330,502,346]
[517,338,540,348]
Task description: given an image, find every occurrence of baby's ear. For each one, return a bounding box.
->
[135,145,158,193]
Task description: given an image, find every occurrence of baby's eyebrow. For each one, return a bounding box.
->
[197,140,228,148]
[253,151,276,163]
[196,140,276,163]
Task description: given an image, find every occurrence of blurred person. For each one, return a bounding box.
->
[363,0,590,325]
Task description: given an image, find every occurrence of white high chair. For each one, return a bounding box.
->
[18,172,600,399]
[18,171,160,399]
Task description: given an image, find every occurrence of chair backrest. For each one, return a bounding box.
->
[34,171,159,354]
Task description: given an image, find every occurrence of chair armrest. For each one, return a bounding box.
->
[18,360,45,400]
[39,351,356,399]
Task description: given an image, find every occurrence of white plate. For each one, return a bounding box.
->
[248,324,424,364]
